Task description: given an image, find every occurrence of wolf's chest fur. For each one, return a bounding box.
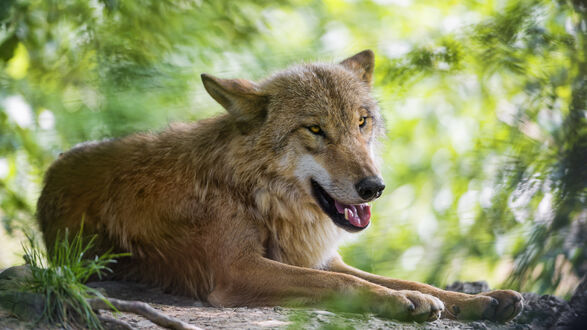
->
[254,183,347,269]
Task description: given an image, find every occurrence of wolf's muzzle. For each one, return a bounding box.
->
[355,176,385,200]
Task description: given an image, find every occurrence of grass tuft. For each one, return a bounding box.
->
[21,222,129,329]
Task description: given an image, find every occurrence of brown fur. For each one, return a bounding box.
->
[37,50,522,322]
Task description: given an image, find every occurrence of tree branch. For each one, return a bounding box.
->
[96,314,133,330]
[88,298,202,330]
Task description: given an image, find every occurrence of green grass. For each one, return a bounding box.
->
[21,223,129,329]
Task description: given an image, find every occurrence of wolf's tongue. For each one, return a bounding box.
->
[334,201,371,228]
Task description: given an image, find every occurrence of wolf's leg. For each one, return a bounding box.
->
[207,255,443,322]
[325,255,523,322]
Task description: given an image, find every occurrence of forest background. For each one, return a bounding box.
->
[0,0,585,299]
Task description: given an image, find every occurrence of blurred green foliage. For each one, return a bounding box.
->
[1,0,585,297]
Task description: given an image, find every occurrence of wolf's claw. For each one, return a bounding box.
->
[386,290,444,322]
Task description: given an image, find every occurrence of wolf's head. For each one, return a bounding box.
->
[202,50,385,232]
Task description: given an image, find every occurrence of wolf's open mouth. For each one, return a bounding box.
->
[311,180,371,232]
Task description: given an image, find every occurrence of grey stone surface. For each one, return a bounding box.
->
[1,265,585,329]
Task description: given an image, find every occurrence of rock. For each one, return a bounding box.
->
[0,274,583,329]
[514,292,571,328]
[0,265,45,322]
[445,281,490,294]
[0,265,32,282]
[555,277,587,329]
[0,290,45,321]
[0,265,33,291]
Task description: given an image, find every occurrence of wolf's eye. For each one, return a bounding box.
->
[359,116,367,128]
[308,125,323,135]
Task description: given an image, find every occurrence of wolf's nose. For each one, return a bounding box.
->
[355,176,386,200]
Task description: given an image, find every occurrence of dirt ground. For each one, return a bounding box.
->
[90,279,586,329]
[1,267,585,329]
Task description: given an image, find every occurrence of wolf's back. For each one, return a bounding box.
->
[37,138,132,253]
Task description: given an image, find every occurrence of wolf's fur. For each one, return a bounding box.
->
[37,50,522,322]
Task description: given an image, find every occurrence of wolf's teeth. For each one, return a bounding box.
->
[344,208,349,220]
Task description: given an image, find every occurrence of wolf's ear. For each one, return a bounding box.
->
[201,73,268,133]
[340,50,375,86]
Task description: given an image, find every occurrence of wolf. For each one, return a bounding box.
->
[37,50,523,322]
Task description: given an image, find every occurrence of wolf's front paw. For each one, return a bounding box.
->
[479,290,523,322]
[451,290,523,322]
[383,290,444,322]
